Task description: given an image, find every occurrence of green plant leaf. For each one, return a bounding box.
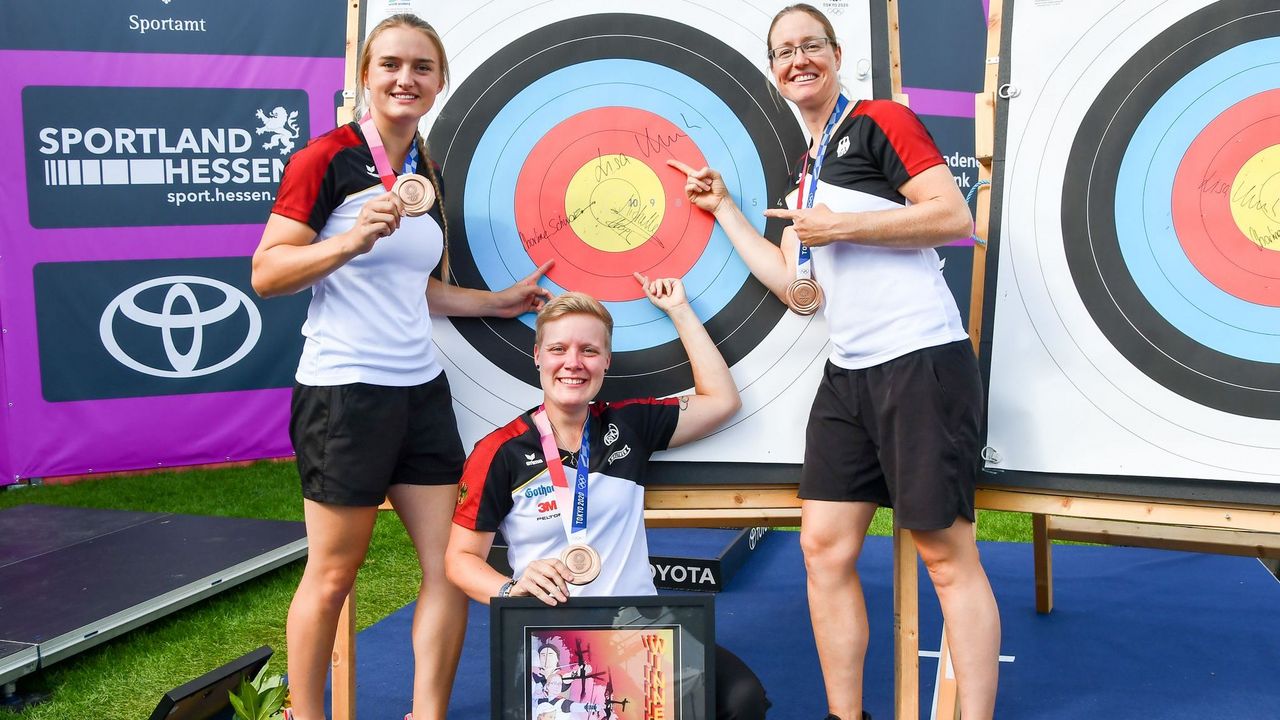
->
[228,691,250,720]
[259,685,288,715]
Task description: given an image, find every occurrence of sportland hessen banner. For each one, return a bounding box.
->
[0,1,343,484]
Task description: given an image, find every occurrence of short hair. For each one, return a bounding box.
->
[534,292,614,349]
[766,3,840,55]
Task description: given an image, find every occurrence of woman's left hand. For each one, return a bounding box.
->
[490,259,555,317]
[634,272,688,312]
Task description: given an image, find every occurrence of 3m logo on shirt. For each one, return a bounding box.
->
[520,481,558,516]
[22,86,309,228]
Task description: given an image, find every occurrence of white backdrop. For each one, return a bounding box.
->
[364,0,881,464]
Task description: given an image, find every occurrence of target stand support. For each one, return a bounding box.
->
[969,0,1280,717]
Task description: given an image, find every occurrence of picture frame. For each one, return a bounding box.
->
[491,595,716,720]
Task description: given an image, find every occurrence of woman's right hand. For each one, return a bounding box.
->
[512,558,573,606]
[667,159,729,214]
[349,192,405,254]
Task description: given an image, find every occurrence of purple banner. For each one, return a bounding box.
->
[0,50,343,483]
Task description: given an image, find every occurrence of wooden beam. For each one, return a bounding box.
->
[643,508,802,528]
[886,0,904,97]
[932,629,962,720]
[642,485,801,509]
[1046,516,1280,559]
[337,0,360,125]
[1032,513,1053,614]
[976,488,1280,533]
[968,0,1003,352]
[332,585,357,720]
[893,522,919,720]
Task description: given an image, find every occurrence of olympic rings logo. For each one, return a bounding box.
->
[98,275,262,378]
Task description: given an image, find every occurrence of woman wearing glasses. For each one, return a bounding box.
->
[668,4,999,720]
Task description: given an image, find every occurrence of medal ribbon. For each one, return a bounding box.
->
[531,407,591,543]
[793,94,849,280]
[359,112,419,191]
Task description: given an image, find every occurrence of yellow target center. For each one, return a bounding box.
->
[565,153,665,252]
[1229,144,1280,252]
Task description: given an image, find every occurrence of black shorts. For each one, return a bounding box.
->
[799,340,982,530]
[290,373,466,507]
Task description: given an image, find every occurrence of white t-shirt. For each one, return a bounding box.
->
[785,99,968,369]
[271,122,444,386]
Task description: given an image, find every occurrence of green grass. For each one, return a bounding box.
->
[0,462,426,720]
[0,465,1031,719]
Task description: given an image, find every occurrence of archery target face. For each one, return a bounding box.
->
[987,0,1280,482]
[361,1,879,461]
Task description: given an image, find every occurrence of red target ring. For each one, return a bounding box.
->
[1172,89,1280,306]
[514,107,712,300]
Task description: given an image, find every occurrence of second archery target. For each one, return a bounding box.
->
[986,0,1280,485]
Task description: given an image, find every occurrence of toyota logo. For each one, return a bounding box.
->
[99,275,262,378]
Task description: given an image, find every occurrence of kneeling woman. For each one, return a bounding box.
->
[447,277,770,719]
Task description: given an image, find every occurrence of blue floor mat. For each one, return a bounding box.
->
[339,531,1280,719]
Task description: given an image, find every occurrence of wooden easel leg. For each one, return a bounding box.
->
[931,629,962,720]
[894,521,920,720]
[1032,514,1053,614]
[332,587,356,720]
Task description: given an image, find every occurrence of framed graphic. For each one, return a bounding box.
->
[491,596,715,719]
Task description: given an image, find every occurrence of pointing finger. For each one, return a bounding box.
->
[666,158,698,176]
[763,208,800,220]
[523,259,555,283]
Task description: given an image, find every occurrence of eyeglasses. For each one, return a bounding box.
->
[768,37,833,65]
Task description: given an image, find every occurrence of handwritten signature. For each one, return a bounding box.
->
[1247,226,1279,249]
[1199,171,1279,221]
[634,126,687,159]
[603,195,662,247]
[594,150,631,183]
[519,201,595,249]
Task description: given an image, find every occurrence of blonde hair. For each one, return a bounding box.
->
[535,292,614,349]
[357,14,453,281]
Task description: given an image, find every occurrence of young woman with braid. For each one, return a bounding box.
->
[253,14,552,720]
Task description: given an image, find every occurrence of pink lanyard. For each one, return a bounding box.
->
[358,112,417,191]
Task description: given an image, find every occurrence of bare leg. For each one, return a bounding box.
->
[800,499,878,720]
[912,518,1000,720]
[387,484,469,720]
[286,500,379,720]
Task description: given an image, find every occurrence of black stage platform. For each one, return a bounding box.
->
[0,504,307,686]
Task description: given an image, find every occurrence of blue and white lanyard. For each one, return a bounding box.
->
[403,141,419,175]
[794,94,850,278]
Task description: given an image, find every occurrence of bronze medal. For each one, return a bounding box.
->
[786,277,823,316]
[559,543,602,586]
[391,173,434,217]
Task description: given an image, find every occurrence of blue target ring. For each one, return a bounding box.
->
[462,59,766,351]
[1115,38,1280,361]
